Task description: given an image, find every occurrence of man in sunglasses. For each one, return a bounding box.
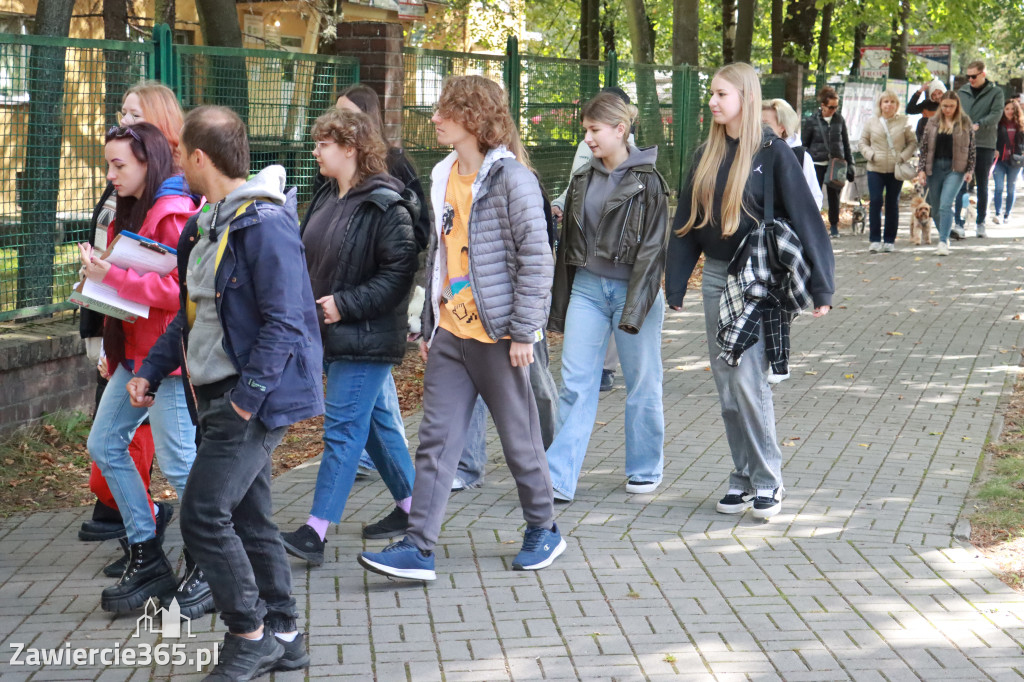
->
[954,60,1005,238]
[128,105,324,680]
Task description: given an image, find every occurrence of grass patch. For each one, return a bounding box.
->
[0,410,95,517]
[970,376,1024,590]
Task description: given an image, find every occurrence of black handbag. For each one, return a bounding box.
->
[1011,153,1024,170]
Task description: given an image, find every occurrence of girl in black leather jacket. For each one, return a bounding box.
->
[280,107,419,566]
[545,91,670,501]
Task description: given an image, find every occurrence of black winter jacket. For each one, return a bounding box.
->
[801,110,855,168]
[299,179,419,364]
[549,152,669,334]
[311,147,429,251]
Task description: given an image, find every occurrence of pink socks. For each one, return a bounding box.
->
[397,497,411,514]
[306,515,330,541]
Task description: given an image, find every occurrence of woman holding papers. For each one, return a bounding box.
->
[84,122,203,614]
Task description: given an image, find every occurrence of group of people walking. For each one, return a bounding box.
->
[798,60,1021,253]
[76,62,839,680]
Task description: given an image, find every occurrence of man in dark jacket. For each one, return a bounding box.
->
[955,60,1006,237]
[128,106,324,680]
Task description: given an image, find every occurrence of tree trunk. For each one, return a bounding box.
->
[18,0,74,311]
[779,0,817,105]
[672,0,699,65]
[154,0,175,30]
[888,0,910,79]
[850,22,868,75]
[817,0,833,75]
[621,0,664,150]
[103,0,128,125]
[734,0,756,64]
[195,0,248,120]
[600,0,616,58]
[722,0,736,64]
[771,0,783,72]
[580,0,600,60]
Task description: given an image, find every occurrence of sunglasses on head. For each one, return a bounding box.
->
[106,125,141,142]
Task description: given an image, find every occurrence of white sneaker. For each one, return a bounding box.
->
[993,215,1002,225]
[976,223,987,238]
[937,241,949,256]
[881,243,895,253]
[625,479,660,494]
[868,242,881,253]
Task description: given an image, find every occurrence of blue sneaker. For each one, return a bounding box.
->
[358,538,436,581]
[512,523,566,571]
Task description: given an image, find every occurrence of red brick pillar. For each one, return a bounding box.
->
[332,22,404,145]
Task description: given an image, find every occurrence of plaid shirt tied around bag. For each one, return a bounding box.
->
[716,218,812,382]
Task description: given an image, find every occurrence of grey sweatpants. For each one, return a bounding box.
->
[406,328,556,551]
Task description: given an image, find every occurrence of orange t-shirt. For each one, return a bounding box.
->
[437,166,496,343]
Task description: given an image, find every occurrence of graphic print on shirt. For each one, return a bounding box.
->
[438,167,493,342]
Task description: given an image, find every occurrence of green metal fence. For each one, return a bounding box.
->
[0,28,358,322]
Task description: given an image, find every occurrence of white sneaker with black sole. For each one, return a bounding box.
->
[716,492,753,514]
[752,489,782,519]
[625,479,660,494]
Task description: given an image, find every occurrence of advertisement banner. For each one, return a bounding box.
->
[859,46,890,80]
[907,44,952,82]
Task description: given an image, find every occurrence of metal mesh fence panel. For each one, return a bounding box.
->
[0,34,151,321]
[175,45,359,208]
[402,47,505,186]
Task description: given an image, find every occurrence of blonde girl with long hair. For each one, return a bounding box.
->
[665,63,835,519]
[543,91,670,501]
[358,75,565,581]
[916,91,976,255]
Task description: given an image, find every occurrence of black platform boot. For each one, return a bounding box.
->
[164,549,215,619]
[79,500,126,541]
[102,501,173,578]
[100,537,177,613]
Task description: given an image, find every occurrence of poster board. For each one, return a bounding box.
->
[842,80,884,153]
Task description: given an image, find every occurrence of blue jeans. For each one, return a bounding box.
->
[545,269,665,499]
[927,158,964,243]
[867,171,903,244]
[356,374,406,473]
[87,363,196,544]
[310,361,414,523]
[993,160,1021,218]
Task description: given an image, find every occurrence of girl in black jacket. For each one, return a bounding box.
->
[801,86,856,237]
[280,108,419,566]
[993,99,1024,224]
[666,63,835,520]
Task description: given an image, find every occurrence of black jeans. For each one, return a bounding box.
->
[813,164,842,229]
[867,171,904,244]
[956,147,997,225]
[180,377,295,635]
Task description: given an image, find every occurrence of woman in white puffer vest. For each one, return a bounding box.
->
[859,90,918,252]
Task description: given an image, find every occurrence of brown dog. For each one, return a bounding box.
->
[909,195,934,245]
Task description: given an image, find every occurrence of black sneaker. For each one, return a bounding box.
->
[154,501,174,543]
[716,492,753,514]
[202,631,284,681]
[600,370,615,392]
[362,507,409,540]
[752,489,781,519]
[280,524,325,566]
[272,632,310,672]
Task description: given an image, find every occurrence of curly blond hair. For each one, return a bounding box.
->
[311,108,388,182]
[436,75,531,168]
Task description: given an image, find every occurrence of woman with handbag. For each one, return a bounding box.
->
[859,90,918,252]
[993,98,1024,224]
[666,63,835,520]
[916,92,976,256]
[802,86,855,238]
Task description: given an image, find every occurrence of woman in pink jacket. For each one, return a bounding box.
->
[83,122,201,613]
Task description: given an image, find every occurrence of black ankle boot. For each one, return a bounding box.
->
[101,537,177,613]
[79,501,126,541]
[164,550,214,619]
[103,538,130,578]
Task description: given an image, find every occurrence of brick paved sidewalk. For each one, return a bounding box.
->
[3,214,1024,681]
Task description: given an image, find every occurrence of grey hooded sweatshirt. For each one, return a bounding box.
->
[186,165,288,387]
[581,144,659,280]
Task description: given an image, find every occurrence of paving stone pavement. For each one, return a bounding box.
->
[3,215,1024,681]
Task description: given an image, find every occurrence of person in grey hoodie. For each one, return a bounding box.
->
[544,91,670,501]
[131,106,323,679]
[955,60,1006,237]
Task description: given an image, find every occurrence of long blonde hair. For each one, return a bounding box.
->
[677,63,763,237]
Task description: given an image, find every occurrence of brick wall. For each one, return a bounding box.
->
[0,318,94,434]
[331,22,405,145]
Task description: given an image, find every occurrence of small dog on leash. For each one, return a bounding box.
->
[964,195,977,227]
[909,195,934,245]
